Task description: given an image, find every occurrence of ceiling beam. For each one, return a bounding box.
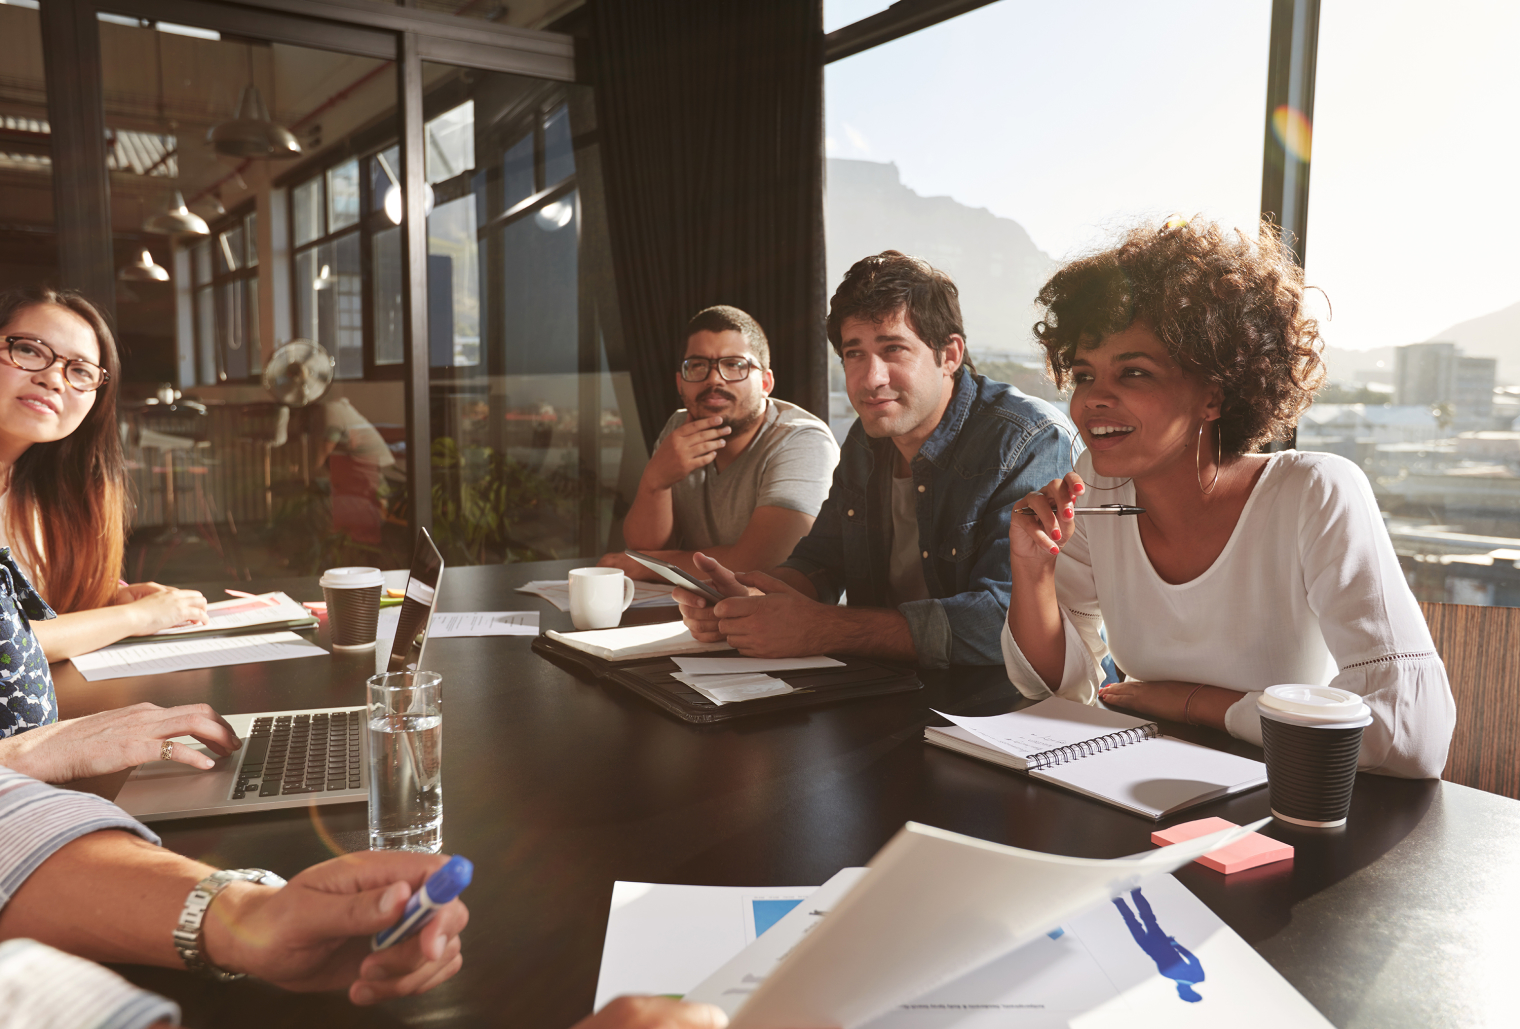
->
[825,0,1002,63]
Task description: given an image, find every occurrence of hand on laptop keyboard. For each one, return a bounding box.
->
[0,702,240,783]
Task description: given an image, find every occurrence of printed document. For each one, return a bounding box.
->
[71,631,326,682]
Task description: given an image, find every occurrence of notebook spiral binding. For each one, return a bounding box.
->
[1025,723,1160,771]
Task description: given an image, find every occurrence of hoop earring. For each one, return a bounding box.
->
[1071,431,1131,491]
[1197,421,1221,494]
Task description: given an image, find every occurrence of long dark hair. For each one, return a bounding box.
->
[0,288,127,611]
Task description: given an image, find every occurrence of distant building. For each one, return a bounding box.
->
[1393,341,1495,422]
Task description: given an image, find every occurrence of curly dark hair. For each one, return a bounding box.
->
[1033,218,1325,454]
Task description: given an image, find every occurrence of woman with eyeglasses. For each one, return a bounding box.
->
[0,288,208,661]
[0,287,240,780]
[1004,219,1455,779]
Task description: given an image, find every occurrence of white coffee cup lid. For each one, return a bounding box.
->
[319,566,385,589]
[1257,684,1372,726]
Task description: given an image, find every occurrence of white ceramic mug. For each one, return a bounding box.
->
[568,567,636,630]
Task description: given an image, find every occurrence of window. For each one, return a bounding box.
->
[823,0,1271,440]
[188,210,259,383]
[291,160,369,379]
[1297,0,1520,608]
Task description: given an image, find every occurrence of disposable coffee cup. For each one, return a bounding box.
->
[320,566,385,651]
[1257,684,1373,828]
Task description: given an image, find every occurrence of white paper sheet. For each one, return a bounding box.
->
[70,631,327,681]
[934,698,1156,765]
[423,611,539,637]
[593,882,818,1010]
[651,871,1330,1029]
[689,819,1267,1029]
[517,579,678,612]
[672,655,844,674]
[670,671,796,705]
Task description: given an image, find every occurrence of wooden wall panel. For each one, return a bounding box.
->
[1421,601,1520,800]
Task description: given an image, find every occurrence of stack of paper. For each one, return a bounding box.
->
[136,591,317,640]
[667,655,844,706]
[544,622,730,661]
[72,631,327,682]
[517,579,678,612]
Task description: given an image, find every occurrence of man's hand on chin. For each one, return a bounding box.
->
[712,572,830,657]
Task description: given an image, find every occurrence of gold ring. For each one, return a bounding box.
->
[160,739,174,762]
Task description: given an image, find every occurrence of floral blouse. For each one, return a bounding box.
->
[0,548,55,738]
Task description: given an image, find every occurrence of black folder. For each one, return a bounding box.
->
[531,634,922,724]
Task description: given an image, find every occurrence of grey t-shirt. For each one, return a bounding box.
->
[887,473,931,605]
[655,398,840,550]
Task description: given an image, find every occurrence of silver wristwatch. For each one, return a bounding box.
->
[173,868,287,981]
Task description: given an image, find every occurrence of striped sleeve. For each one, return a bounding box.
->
[0,766,160,911]
[0,938,180,1029]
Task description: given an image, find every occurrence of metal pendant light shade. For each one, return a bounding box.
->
[119,249,170,282]
[144,190,210,236]
[209,84,301,160]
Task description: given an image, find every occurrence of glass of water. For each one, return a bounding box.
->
[366,670,443,853]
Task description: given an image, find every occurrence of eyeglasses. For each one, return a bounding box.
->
[680,356,755,382]
[3,336,110,392]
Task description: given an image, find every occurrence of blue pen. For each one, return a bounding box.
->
[372,854,473,951]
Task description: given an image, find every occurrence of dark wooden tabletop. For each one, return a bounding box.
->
[57,560,1519,1029]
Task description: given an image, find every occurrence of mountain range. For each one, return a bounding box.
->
[825,159,1520,387]
[825,159,1054,360]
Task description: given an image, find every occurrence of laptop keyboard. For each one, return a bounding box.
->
[232,711,364,799]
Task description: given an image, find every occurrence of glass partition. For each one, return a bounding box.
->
[0,4,59,293]
[1297,0,1520,607]
[419,62,634,566]
[99,14,407,581]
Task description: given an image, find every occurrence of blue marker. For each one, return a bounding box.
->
[372,854,473,951]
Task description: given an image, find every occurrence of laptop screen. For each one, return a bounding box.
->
[385,527,445,673]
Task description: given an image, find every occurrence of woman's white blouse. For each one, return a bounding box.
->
[1001,450,1456,779]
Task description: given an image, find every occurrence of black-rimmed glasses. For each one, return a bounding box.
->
[3,336,110,392]
[680,356,755,382]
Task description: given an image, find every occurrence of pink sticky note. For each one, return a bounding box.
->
[1151,817,1293,875]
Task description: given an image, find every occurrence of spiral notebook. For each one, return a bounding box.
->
[925,697,1267,819]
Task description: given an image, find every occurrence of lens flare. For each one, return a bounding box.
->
[1272,105,1313,162]
[309,801,354,858]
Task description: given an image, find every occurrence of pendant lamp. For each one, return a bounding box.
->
[208,48,301,160]
[119,249,170,282]
[144,190,210,236]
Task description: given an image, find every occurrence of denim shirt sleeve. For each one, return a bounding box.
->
[779,453,850,604]
[907,418,1074,667]
[0,548,57,739]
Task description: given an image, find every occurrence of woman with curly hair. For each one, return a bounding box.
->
[1005,218,1454,778]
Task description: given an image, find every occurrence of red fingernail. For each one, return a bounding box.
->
[1051,528,1062,541]
[1065,507,1074,517]
[1073,484,1084,494]
[1049,545,1060,555]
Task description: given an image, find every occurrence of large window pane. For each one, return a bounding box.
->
[0,5,57,294]
[1299,0,1520,607]
[327,158,361,232]
[823,0,1270,439]
[426,102,475,184]
[293,177,322,246]
[422,62,634,566]
[372,225,404,366]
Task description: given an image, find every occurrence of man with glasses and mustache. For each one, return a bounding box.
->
[674,253,1072,668]
[599,306,839,580]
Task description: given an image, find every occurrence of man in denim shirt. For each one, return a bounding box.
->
[676,251,1073,667]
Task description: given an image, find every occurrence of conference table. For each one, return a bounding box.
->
[53,559,1519,1029]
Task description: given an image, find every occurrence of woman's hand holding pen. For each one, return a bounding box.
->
[1009,472,1086,564]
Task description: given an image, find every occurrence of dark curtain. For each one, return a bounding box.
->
[587,0,827,450]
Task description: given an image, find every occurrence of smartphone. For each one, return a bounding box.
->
[623,550,725,602]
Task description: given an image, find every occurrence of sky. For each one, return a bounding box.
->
[824,0,1520,353]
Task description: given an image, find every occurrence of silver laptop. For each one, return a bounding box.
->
[116,530,445,823]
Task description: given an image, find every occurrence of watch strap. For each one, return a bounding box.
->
[173,868,286,981]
